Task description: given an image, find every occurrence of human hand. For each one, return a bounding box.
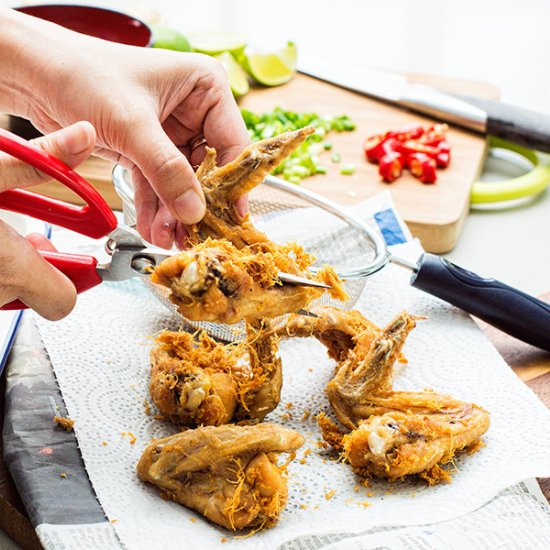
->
[10,15,250,249]
[0,121,96,319]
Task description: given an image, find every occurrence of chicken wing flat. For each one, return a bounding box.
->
[151,128,347,323]
[137,423,304,531]
[150,318,282,427]
[287,308,491,484]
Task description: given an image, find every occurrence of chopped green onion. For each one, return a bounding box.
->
[331,152,341,164]
[241,107,355,184]
[340,164,356,175]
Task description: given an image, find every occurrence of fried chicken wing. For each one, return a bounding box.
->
[150,318,283,427]
[151,239,336,323]
[298,308,490,484]
[192,127,315,248]
[151,129,347,323]
[137,423,304,530]
[278,306,379,362]
[341,404,489,484]
[326,311,417,429]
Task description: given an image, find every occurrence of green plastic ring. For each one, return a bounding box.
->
[471,136,550,204]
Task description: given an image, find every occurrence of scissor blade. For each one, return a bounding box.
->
[296,308,319,318]
[98,247,170,282]
[278,272,332,289]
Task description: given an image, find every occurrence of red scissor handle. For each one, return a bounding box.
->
[0,127,117,238]
[1,250,103,310]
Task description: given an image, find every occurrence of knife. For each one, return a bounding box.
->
[298,63,550,153]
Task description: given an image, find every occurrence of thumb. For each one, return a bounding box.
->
[126,118,206,225]
[0,121,96,191]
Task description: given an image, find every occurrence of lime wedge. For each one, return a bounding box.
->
[243,42,297,86]
[152,25,192,52]
[215,52,250,98]
[188,31,247,57]
[278,41,297,70]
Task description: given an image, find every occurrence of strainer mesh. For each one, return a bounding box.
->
[149,184,378,341]
[115,167,376,341]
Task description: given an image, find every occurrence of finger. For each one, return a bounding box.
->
[150,202,177,250]
[235,195,249,217]
[121,116,206,225]
[162,114,195,148]
[0,222,77,320]
[0,121,96,191]
[201,86,250,166]
[131,165,158,244]
[25,233,57,252]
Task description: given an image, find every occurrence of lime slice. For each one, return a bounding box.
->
[188,31,247,57]
[215,52,250,98]
[278,41,297,70]
[152,25,192,52]
[242,42,297,86]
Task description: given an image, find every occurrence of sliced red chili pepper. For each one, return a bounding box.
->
[419,123,448,146]
[363,135,385,163]
[378,151,404,183]
[385,123,424,141]
[397,140,440,158]
[364,136,400,163]
[409,152,437,183]
[436,152,451,168]
[420,161,437,183]
[437,141,451,154]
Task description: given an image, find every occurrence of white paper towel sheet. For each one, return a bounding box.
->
[35,195,550,549]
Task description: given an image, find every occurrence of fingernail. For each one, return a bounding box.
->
[59,122,94,155]
[173,189,205,224]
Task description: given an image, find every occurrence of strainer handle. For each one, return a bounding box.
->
[410,253,550,352]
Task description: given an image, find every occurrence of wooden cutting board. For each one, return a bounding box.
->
[0,73,498,253]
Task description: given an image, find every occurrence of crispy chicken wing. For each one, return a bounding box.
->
[150,318,282,427]
[290,308,490,484]
[278,306,379,362]
[192,127,315,248]
[151,239,342,324]
[137,423,304,530]
[151,129,347,323]
[326,311,418,429]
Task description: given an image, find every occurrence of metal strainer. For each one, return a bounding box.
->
[112,166,387,341]
[112,165,550,351]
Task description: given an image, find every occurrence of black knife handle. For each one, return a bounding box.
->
[454,93,550,154]
[410,253,550,352]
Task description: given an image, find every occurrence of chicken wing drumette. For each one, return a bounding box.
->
[151,128,347,323]
[149,318,282,427]
[137,423,304,531]
[283,307,490,484]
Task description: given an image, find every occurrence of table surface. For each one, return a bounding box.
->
[2,1,550,548]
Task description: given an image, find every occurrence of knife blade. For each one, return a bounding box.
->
[298,63,550,153]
